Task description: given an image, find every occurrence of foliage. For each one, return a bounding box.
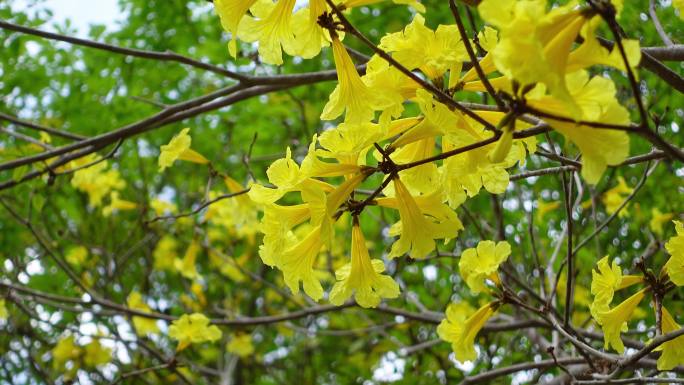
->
[0,0,683,384]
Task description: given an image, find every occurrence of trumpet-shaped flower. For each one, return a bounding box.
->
[174,240,202,281]
[66,246,89,266]
[566,17,641,73]
[536,199,560,222]
[237,0,297,65]
[479,0,590,112]
[248,147,306,204]
[227,333,255,357]
[594,289,647,353]
[656,307,684,370]
[459,240,511,293]
[675,0,684,19]
[278,224,327,300]
[169,313,222,351]
[383,178,462,259]
[301,136,363,178]
[665,221,684,286]
[590,256,622,319]
[317,122,384,165]
[379,14,468,80]
[650,208,674,236]
[527,71,630,184]
[601,176,633,215]
[329,223,400,308]
[214,0,258,57]
[437,301,497,362]
[71,156,126,207]
[158,128,209,171]
[153,235,179,271]
[0,299,7,320]
[82,340,112,368]
[321,37,381,124]
[52,335,81,372]
[589,256,642,319]
[205,177,260,237]
[102,192,137,217]
[362,56,421,124]
[259,203,312,266]
[127,291,159,336]
[290,0,329,59]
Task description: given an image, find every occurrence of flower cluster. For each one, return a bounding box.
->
[589,221,684,370]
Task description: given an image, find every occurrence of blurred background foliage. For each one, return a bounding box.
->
[0,0,682,384]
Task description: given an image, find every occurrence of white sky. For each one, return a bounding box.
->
[15,0,123,36]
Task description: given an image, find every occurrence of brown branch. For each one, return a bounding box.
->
[0,111,85,140]
[146,188,250,223]
[0,20,248,81]
[449,0,504,109]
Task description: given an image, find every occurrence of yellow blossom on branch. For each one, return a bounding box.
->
[594,288,647,353]
[169,313,222,351]
[158,128,209,172]
[664,220,684,286]
[656,307,684,370]
[329,221,400,308]
[459,240,511,294]
[437,301,497,362]
[127,291,159,336]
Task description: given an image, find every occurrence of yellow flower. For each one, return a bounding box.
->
[459,240,511,294]
[83,340,111,368]
[438,113,532,200]
[675,0,684,19]
[153,235,178,271]
[528,72,631,184]
[248,147,306,204]
[437,301,497,362]
[321,37,380,124]
[479,0,589,112]
[205,176,260,238]
[536,199,560,222]
[150,198,177,216]
[237,0,297,65]
[383,178,462,259]
[301,135,363,178]
[665,221,684,286]
[66,246,89,266]
[650,208,674,236]
[169,313,222,351]
[278,224,326,301]
[0,299,7,320]
[127,291,159,336]
[656,307,684,370]
[102,192,137,217]
[71,155,126,206]
[290,0,330,59]
[594,288,647,353]
[329,222,400,308]
[52,335,81,372]
[317,121,384,165]
[259,203,312,266]
[174,240,202,281]
[214,0,258,57]
[589,256,642,319]
[158,128,209,171]
[379,14,467,80]
[227,333,255,358]
[601,176,633,216]
[566,17,641,74]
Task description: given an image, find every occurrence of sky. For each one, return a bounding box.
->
[15,0,123,36]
